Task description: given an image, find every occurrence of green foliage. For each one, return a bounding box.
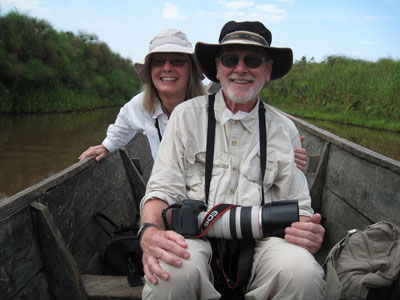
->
[261,55,400,130]
[0,11,140,113]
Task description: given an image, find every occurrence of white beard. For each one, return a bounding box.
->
[220,74,266,104]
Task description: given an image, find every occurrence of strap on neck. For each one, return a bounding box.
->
[155,118,162,142]
[205,94,267,205]
[205,93,216,204]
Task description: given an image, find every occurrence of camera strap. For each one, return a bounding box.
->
[193,203,239,238]
[205,93,267,290]
[155,117,163,142]
[205,94,267,205]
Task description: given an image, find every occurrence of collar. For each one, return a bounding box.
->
[151,96,166,119]
[214,90,259,133]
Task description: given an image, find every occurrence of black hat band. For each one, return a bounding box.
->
[221,32,269,46]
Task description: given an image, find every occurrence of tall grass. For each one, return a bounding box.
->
[260,56,400,131]
[1,85,127,113]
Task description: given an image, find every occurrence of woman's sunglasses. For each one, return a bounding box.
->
[151,57,188,67]
[218,54,266,69]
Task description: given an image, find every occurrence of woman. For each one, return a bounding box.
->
[79,29,205,161]
[79,29,308,171]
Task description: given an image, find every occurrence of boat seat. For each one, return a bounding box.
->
[81,274,143,300]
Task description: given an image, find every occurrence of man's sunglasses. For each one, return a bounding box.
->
[218,54,266,69]
[151,57,188,67]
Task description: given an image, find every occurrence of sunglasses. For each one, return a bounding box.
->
[218,54,266,69]
[151,57,189,67]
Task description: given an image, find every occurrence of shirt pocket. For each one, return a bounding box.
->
[185,150,228,199]
[241,151,278,193]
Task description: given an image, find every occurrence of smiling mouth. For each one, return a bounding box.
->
[228,75,254,84]
[231,79,252,84]
[161,77,178,82]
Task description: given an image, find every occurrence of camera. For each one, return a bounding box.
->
[163,199,299,239]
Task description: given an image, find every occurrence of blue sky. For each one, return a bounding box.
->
[2,0,400,64]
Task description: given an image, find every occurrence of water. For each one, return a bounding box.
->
[0,108,399,199]
[303,118,400,161]
[0,107,120,199]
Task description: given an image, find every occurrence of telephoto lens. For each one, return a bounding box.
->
[198,200,299,239]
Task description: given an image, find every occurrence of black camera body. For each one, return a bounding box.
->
[165,199,299,239]
[171,199,207,236]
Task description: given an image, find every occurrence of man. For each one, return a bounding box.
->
[139,21,325,299]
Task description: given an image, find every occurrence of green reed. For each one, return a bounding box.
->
[261,56,400,132]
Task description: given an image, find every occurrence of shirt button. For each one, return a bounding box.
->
[229,188,235,195]
[232,166,237,171]
[234,120,239,125]
[232,140,237,146]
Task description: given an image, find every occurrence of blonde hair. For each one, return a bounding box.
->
[142,54,206,113]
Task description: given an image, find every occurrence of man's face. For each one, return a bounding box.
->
[216,46,273,104]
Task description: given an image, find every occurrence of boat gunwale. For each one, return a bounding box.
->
[0,157,97,221]
[284,112,400,174]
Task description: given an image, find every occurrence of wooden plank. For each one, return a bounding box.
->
[39,150,138,274]
[0,158,96,221]
[288,113,400,175]
[131,158,144,176]
[120,148,147,222]
[30,201,88,300]
[308,142,330,213]
[0,207,46,300]
[81,275,142,300]
[320,188,372,248]
[325,145,400,225]
[124,134,153,183]
[12,272,53,300]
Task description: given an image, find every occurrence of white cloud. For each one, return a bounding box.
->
[196,3,287,23]
[162,2,186,20]
[257,4,286,14]
[218,1,254,10]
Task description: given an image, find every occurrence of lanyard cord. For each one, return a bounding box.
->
[155,118,162,142]
[205,94,267,205]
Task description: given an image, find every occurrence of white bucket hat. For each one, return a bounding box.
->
[134,29,202,83]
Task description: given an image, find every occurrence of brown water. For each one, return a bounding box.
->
[0,107,120,199]
[0,108,399,199]
[303,118,400,161]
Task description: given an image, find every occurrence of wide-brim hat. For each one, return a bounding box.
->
[134,29,203,83]
[195,21,293,82]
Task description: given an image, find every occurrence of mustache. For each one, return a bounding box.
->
[227,74,255,82]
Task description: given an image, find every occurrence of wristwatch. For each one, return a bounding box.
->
[137,222,160,239]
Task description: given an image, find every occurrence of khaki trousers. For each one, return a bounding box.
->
[142,237,325,300]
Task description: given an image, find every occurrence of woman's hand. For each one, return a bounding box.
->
[78,144,109,161]
[294,136,308,172]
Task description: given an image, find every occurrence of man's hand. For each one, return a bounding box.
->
[140,226,190,285]
[284,213,325,254]
[294,136,308,172]
[78,144,109,162]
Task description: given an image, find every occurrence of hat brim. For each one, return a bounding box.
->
[134,43,196,83]
[195,42,293,82]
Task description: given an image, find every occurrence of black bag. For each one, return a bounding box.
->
[93,212,144,287]
[211,238,255,299]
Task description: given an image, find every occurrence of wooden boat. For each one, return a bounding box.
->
[1,114,399,300]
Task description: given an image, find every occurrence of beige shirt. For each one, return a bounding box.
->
[141,90,313,217]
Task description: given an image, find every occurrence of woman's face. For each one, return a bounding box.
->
[150,53,191,100]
